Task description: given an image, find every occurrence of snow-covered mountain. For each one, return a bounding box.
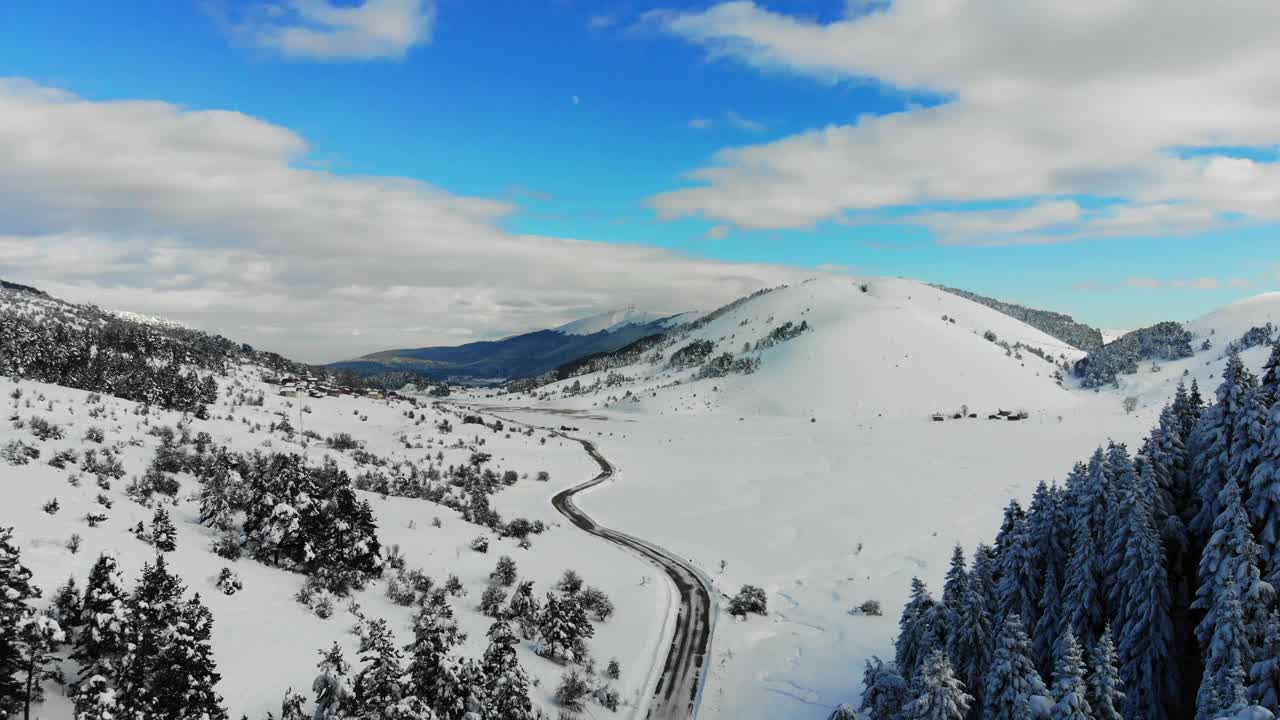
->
[475,278,1280,719]
[332,308,690,383]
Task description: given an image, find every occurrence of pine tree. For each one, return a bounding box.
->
[1197,581,1252,720]
[18,614,64,718]
[997,516,1039,630]
[897,578,938,681]
[1148,402,1190,543]
[1062,509,1104,648]
[0,526,38,718]
[406,603,464,711]
[1033,555,1064,681]
[1194,477,1274,649]
[1049,631,1092,720]
[902,649,971,720]
[983,614,1047,720]
[151,594,227,720]
[355,618,407,719]
[72,553,131,714]
[313,643,355,720]
[861,657,908,720]
[481,620,533,720]
[943,545,968,613]
[1116,484,1176,720]
[504,581,540,640]
[1191,352,1256,542]
[1250,611,1280,714]
[1250,397,1280,577]
[972,545,1000,627]
[536,592,593,664]
[1103,458,1139,633]
[73,674,119,720]
[116,555,186,719]
[1101,443,1136,621]
[950,568,993,713]
[152,507,177,553]
[1085,628,1124,720]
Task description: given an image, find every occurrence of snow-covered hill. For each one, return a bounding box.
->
[554,307,678,336]
[476,278,1280,719]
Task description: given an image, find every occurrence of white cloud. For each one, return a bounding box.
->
[589,13,617,29]
[0,79,803,362]
[724,110,765,133]
[647,1,1280,242]
[1190,278,1220,290]
[1124,277,1161,290]
[688,117,713,130]
[1229,277,1252,289]
[704,225,731,240]
[229,0,434,60]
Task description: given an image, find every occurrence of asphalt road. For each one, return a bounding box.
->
[447,402,715,719]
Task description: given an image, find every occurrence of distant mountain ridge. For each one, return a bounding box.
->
[330,309,690,382]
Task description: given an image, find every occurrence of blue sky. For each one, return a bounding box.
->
[1,0,1278,359]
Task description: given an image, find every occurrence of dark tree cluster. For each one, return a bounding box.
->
[0,535,229,720]
[873,342,1280,720]
[1075,321,1196,388]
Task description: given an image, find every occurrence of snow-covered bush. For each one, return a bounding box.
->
[2,439,39,465]
[28,416,64,440]
[554,670,591,711]
[579,586,614,622]
[469,535,490,553]
[729,585,768,618]
[490,555,518,586]
[555,569,584,595]
[480,585,507,617]
[42,498,59,515]
[216,567,243,596]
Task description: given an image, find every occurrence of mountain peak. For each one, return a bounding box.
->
[554,306,669,336]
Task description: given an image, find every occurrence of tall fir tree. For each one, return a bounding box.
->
[151,507,177,553]
[1062,508,1105,649]
[355,618,407,719]
[0,526,38,718]
[151,594,227,720]
[1116,477,1176,720]
[1193,477,1274,649]
[997,513,1039,630]
[17,614,64,718]
[1250,611,1280,715]
[897,578,939,682]
[1191,352,1257,543]
[72,553,131,714]
[902,649,972,720]
[1085,628,1124,720]
[983,614,1047,720]
[481,620,534,720]
[950,568,994,714]
[312,643,355,720]
[1197,581,1251,720]
[405,602,464,712]
[116,555,186,719]
[1048,631,1093,720]
[861,657,909,720]
[1249,395,1280,578]
[1033,556,1064,682]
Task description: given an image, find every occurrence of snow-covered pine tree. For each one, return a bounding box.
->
[1033,554,1064,681]
[1148,402,1191,541]
[973,544,1001,626]
[1250,395,1280,578]
[993,500,1025,578]
[50,575,82,647]
[1049,631,1092,720]
[151,506,177,553]
[197,449,238,532]
[74,674,119,720]
[943,545,968,613]
[897,578,939,682]
[1062,507,1104,649]
[1103,454,1140,632]
[355,618,407,719]
[481,620,533,720]
[902,649,971,720]
[861,657,908,720]
[950,565,994,713]
[1191,352,1257,543]
[983,614,1047,720]
[1116,473,1176,720]
[17,614,63,718]
[405,602,464,711]
[536,591,593,664]
[116,555,186,719]
[504,580,540,640]
[151,594,227,720]
[0,526,38,718]
[1198,581,1252,720]
[1194,477,1274,649]
[996,513,1039,631]
[313,643,355,720]
[1085,628,1124,720]
[72,553,131,713]
[1250,611,1280,714]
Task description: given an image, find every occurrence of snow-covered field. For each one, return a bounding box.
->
[7,274,1280,719]
[0,366,666,719]
[470,276,1280,718]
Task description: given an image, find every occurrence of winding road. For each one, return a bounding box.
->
[450,403,715,719]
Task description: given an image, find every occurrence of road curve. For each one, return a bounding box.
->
[447,403,715,719]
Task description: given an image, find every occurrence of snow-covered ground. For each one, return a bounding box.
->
[9,274,1280,719]
[0,367,666,719]
[471,275,1280,718]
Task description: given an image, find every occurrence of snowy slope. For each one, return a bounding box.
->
[475,275,1212,718]
[0,368,666,719]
